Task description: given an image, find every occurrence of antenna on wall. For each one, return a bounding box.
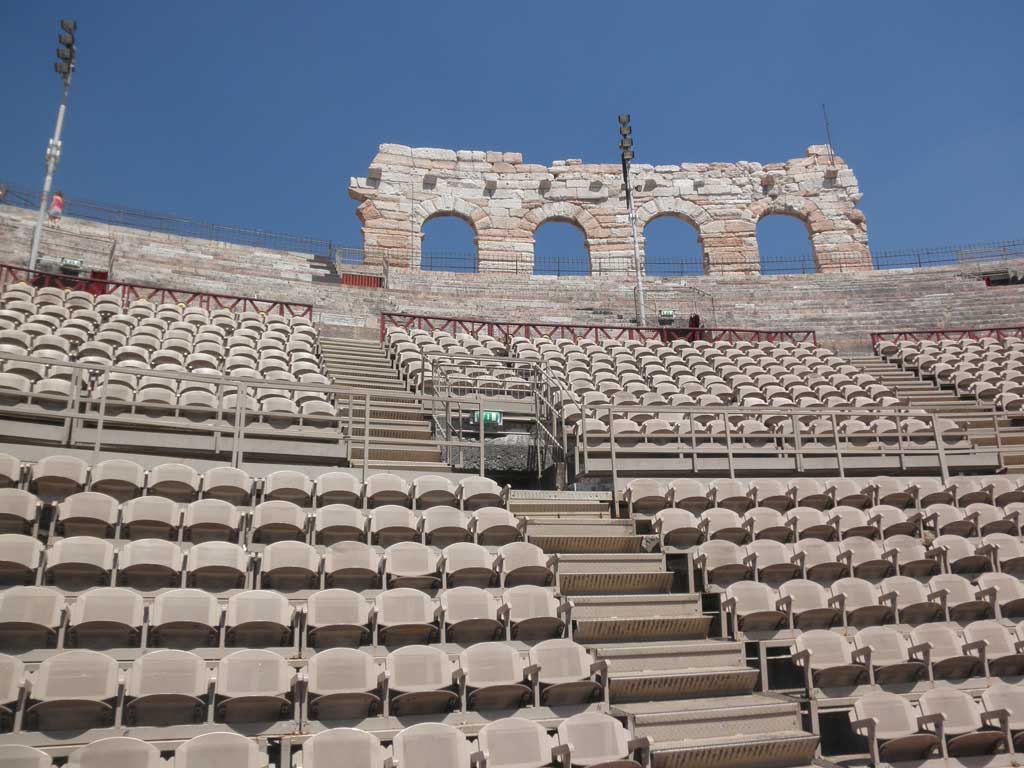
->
[821,103,837,167]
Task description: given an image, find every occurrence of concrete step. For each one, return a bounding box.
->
[618,695,819,768]
[598,640,757,702]
[556,554,673,595]
[573,594,708,644]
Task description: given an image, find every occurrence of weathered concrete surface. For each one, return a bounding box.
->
[349,144,871,275]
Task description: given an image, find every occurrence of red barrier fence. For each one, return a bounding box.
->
[0,262,314,319]
[381,312,817,345]
[871,326,1024,346]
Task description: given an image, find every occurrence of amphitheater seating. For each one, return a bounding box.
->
[877,336,1024,412]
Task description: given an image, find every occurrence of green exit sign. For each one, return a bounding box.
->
[472,410,504,426]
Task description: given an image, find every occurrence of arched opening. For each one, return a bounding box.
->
[643,215,704,276]
[757,215,816,274]
[533,220,590,276]
[420,215,478,272]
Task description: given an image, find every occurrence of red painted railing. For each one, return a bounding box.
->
[0,262,314,319]
[871,326,1024,346]
[381,312,817,345]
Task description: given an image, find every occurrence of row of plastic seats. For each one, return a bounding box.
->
[653,502,1022,548]
[1,490,525,548]
[0,584,568,654]
[0,456,508,510]
[722,574,1023,637]
[695,533,1024,589]
[624,475,1024,515]
[0,535,555,592]
[574,414,966,451]
[1,283,316,329]
[0,639,605,732]
[795,624,1024,693]
[1,712,647,768]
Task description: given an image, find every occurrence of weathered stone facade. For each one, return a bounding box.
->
[348,144,871,275]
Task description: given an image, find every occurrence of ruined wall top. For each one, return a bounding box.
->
[348,143,871,274]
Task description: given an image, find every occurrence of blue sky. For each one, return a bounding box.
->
[2,2,1022,273]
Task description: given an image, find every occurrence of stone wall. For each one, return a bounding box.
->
[2,204,1022,355]
[348,143,871,275]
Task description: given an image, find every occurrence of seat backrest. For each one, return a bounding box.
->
[325,541,381,572]
[557,712,630,764]
[376,588,436,626]
[964,619,1016,656]
[0,586,63,631]
[460,641,524,687]
[477,717,558,768]
[307,648,378,695]
[928,573,975,605]
[252,500,306,530]
[977,572,1024,601]
[215,650,292,697]
[121,496,178,526]
[187,541,248,572]
[910,623,964,663]
[67,737,162,768]
[726,581,778,613]
[778,579,829,611]
[918,687,983,736]
[184,499,241,530]
[384,541,438,576]
[505,585,559,621]
[441,586,498,623]
[302,727,389,768]
[443,542,494,573]
[175,732,259,768]
[70,587,143,628]
[880,576,929,608]
[126,649,207,698]
[386,645,452,690]
[696,539,743,569]
[391,722,473,768]
[855,625,909,665]
[982,682,1024,731]
[529,638,589,683]
[261,540,320,573]
[151,588,220,627]
[851,689,918,741]
[33,649,119,700]
[120,538,184,571]
[48,536,114,569]
[831,577,881,611]
[307,588,371,628]
[793,629,853,670]
[498,541,546,572]
[226,590,293,628]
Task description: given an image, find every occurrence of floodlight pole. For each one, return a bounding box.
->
[618,114,646,326]
[29,22,76,273]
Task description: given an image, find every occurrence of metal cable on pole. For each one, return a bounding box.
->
[618,114,646,326]
[28,19,76,273]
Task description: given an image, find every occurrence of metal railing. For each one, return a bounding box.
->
[5,179,1024,279]
[0,351,494,478]
[570,402,1022,486]
[0,261,314,319]
[871,326,1024,346]
[381,312,818,345]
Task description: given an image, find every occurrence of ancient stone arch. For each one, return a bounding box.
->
[349,144,872,275]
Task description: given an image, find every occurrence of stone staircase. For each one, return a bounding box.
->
[516,510,820,768]
[848,354,1024,472]
[319,336,450,471]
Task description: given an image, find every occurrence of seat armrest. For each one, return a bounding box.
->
[590,659,609,684]
[849,716,877,735]
[963,639,988,661]
[627,735,652,767]
[524,663,541,686]
[827,593,846,609]
[878,591,899,611]
[908,642,932,663]
[742,553,758,569]
[917,712,946,738]
[776,595,793,612]
[550,744,572,768]
[470,750,488,768]
[791,648,811,667]
[851,646,872,665]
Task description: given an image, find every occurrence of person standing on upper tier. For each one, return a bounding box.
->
[48,191,65,224]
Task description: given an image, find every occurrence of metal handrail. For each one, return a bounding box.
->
[871,326,1024,345]
[381,312,817,345]
[0,261,314,319]
[0,351,490,475]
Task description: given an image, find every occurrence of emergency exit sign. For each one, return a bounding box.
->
[472,410,504,426]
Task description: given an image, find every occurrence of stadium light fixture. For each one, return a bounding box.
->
[617,114,646,326]
[28,19,77,272]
